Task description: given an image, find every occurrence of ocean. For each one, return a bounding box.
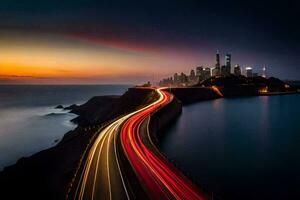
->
[159,94,300,200]
[0,85,129,170]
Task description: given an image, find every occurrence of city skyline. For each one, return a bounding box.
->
[0,0,299,84]
[159,51,271,86]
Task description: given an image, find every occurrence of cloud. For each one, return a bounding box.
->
[0,74,50,79]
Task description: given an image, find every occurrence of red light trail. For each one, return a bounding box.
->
[70,87,207,200]
[120,88,206,200]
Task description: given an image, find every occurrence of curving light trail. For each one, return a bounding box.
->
[73,115,132,200]
[120,88,207,200]
[73,88,168,200]
[73,87,207,200]
[212,86,223,97]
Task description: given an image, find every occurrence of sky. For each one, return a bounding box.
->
[0,0,299,84]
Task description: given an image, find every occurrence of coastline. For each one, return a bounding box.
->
[0,88,159,200]
[0,106,77,171]
[0,84,130,171]
[258,90,299,96]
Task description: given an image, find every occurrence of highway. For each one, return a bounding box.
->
[73,116,132,200]
[120,88,206,200]
[72,88,207,200]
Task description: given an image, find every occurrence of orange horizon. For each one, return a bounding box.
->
[0,31,212,84]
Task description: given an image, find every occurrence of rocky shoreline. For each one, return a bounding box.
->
[0,88,159,200]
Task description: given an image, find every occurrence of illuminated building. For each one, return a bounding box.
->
[234,64,241,76]
[212,67,219,76]
[189,69,196,82]
[196,66,204,81]
[246,67,253,78]
[221,65,226,76]
[196,66,203,76]
[262,66,267,78]
[180,72,188,84]
[259,86,268,93]
[219,53,231,76]
[173,73,179,84]
[214,51,221,76]
[225,53,231,67]
[204,67,211,80]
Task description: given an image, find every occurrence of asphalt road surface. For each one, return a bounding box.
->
[72,88,207,200]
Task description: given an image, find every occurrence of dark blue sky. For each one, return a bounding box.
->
[1,0,300,79]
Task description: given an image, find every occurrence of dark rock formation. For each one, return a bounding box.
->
[197,75,297,97]
[166,87,221,105]
[0,87,159,200]
[55,105,64,109]
[69,95,120,125]
[70,88,159,126]
[64,104,78,110]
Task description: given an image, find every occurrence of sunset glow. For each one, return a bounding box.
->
[0,31,214,84]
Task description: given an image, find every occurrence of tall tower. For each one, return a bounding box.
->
[225,53,231,76]
[225,54,231,67]
[215,50,220,68]
[214,50,221,76]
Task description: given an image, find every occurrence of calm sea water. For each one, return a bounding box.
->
[159,94,300,200]
[0,85,129,170]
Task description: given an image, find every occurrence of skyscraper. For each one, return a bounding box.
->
[234,64,241,76]
[204,67,211,80]
[215,50,220,68]
[196,66,203,76]
[189,69,196,82]
[214,51,221,76]
[221,65,226,76]
[224,53,231,76]
[212,67,219,76]
[246,67,253,78]
[180,72,188,84]
[196,66,204,81]
[173,73,179,84]
[225,53,231,67]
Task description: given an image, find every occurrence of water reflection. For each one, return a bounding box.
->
[160,94,300,200]
[212,98,222,111]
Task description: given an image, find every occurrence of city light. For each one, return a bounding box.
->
[259,86,268,93]
[159,52,270,86]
